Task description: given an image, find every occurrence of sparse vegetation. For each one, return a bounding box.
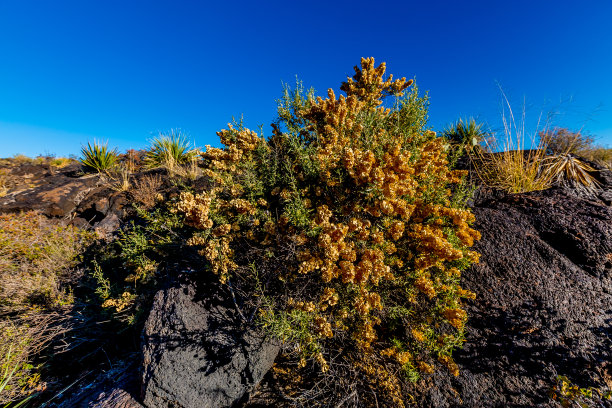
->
[0,212,93,404]
[1,57,611,408]
[466,97,605,193]
[80,141,118,173]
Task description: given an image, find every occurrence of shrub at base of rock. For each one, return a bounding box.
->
[141,278,279,408]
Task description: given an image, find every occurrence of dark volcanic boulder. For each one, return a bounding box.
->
[414,187,612,407]
[141,279,280,408]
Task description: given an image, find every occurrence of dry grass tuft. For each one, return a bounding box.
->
[130,174,164,209]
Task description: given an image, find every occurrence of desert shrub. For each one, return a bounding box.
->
[87,204,185,324]
[582,146,612,170]
[174,58,480,406]
[80,141,118,173]
[145,130,199,173]
[0,170,7,198]
[130,174,164,209]
[11,155,33,165]
[540,127,595,155]
[0,212,94,308]
[119,149,145,173]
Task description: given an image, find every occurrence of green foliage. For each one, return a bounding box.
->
[86,203,185,324]
[90,260,110,300]
[550,375,612,407]
[80,140,118,173]
[175,58,480,406]
[442,118,488,149]
[145,130,199,170]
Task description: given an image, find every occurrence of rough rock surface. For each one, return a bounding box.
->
[51,359,143,408]
[0,160,138,235]
[89,388,144,408]
[141,278,280,408]
[413,179,612,407]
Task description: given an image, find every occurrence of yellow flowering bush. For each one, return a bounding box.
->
[175,58,480,406]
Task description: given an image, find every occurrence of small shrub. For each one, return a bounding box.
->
[86,205,184,324]
[174,58,480,406]
[119,149,145,173]
[11,155,33,165]
[582,146,612,170]
[540,128,595,155]
[145,130,199,173]
[80,141,118,173]
[130,174,163,209]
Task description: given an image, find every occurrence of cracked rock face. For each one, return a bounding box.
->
[412,176,612,407]
[141,279,280,408]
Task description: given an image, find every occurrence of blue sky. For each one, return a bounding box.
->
[1,0,611,157]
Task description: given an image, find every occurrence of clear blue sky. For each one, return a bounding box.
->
[1,0,611,157]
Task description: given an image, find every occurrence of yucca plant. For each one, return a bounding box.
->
[80,141,118,173]
[542,154,601,189]
[144,130,199,172]
[442,118,489,150]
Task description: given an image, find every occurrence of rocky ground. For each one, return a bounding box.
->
[1,156,611,407]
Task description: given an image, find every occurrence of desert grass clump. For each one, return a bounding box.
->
[541,153,601,190]
[80,141,118,173]
[145,130,199,174]
[469,92,557,193]
[48,157,73,169]
[173,58,480,406]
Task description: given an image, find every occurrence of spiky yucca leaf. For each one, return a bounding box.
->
[80,141,118,173]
